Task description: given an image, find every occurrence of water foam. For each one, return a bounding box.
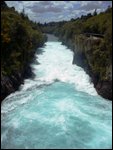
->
[1,39,112,149]
[32,41,97,96]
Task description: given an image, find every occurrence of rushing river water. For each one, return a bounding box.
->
[1,34,112,149]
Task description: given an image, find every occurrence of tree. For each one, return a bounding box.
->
[87,13,92,18]
[1,1,8,9]
[105,5,112,13]
[71,18,75,22]
[93,9,97,16]
[20,8,26,19]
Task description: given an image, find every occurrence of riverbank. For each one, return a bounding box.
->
[1,2,47,101]
[58,34,112,100]
[1,36,112,149]
[40,7,112,100]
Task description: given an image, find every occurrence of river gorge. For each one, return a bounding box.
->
[1,35,112,149]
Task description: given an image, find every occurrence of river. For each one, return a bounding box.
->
[1,34,112,149]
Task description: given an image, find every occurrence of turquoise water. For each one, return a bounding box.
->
[1,40,112,149]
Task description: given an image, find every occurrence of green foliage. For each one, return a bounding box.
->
[83,8,112,34]
[44,7,111,41]
[74,35,112,80]
[1,2,45,76]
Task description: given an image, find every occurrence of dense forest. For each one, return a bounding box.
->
[1,1,112,100]
[1,1,46,100]
[40,7,112,100]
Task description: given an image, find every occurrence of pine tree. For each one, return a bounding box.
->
[93,9,97,16]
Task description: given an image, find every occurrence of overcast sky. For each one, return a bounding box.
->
[5,1,112,23]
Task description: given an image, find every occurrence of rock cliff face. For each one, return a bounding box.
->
[60,34,112,100]
[39,6,112,100]
[1,1,47,101]
[1,61,36,101]
[1,72,23,100]
[1,37,47,101]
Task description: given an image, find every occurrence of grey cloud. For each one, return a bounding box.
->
[78,1,112,11]
[27,4,62,13]
[39,1,52,6]
[79,2,102,11]
[5,1,112,23]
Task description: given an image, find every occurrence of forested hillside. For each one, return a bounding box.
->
[1,1,112,100]
[1,1,46,100]
[41,7,112,100]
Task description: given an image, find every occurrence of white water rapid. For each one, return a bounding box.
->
[1,34,112,149]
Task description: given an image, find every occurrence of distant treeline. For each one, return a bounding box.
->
[39,7,112,38]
